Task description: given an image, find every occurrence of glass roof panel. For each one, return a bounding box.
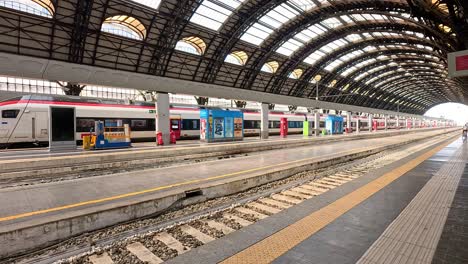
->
[240,0,327,45]
[130,0,161,9]
[0,0,54,17]
[190,0,246,31]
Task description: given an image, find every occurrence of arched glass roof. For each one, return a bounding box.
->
[101,15,147,40]
[302,30,435,66]
[0,0,54,17]
[190,0,247,31]
[175,36,207,55]
[2,0,463,114]
[240,0,326,45]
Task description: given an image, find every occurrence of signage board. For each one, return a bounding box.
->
[448,50,468,77]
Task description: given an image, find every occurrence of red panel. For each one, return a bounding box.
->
[455,55,468,71]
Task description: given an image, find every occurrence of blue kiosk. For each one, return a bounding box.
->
[325,115,344,135]
[200,108,244,143]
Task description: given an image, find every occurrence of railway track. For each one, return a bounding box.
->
[5,133,456,264]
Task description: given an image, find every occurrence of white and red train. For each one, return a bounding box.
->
[0,95,397,147]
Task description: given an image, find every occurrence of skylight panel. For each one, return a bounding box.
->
[276,38,303,56]
[190,0,246,31]
[241,23,274,45]
[240,1,314,46]
[345,34,363,42]
[324,59,343,72]
[289,0,318,11]
[341,66,358,77]
[131,0,162,9]
[304,50,325,64]
[321,17,342,29]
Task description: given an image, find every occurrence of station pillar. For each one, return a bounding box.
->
[412,118,416,129]
[368,114,373,132]
[346,112,352,133]
[314,112,320,136]
[384,115,388,130]
[356,117,360,134]
[396,116,400,129]
[261,103,269,139]
[156,92,170,144]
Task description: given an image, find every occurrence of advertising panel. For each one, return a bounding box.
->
[225,117,233,138]
[234,118,243,138]
[200,118,207,140]
[214,117,224,138]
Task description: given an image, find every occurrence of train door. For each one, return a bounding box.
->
[34,111,48,142]
[170,116,181,139]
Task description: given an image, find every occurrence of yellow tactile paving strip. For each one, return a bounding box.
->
[220,138,456,264]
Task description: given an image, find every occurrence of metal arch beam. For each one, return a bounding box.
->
[267,21,448,94]
[309,57,444,109]
[329,49,445,89]
[68,0,95,63]
[2,52,449,119]
[146,0,202,75]
[379,76,451,94]
[338,71,449,108]
[380,76,456,94]
[198,0,278,83]
[372,70,456,90]
[333,62,446,106]
[338,59,446,92]
[326,56,445,96]
[238,0,414,90]
[382,79,455,98]
[368,74,453,106]
[379,84,451,108]
[360,68,448,94]
[387,82,450,99]
[293,37,444,99]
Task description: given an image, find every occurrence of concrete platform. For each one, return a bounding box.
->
[0,129,456,258]
[166,136,466,264]
[0,128,449,179]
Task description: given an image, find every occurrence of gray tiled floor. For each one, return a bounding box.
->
[357,140,467,264]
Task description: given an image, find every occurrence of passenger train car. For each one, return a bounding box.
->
[0,95,392,147]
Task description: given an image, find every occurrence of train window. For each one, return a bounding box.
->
[1,109,19,118]
[171,119,180,130]
[76,118,96,132]
[131,120,148,131]
[182,119,199,130]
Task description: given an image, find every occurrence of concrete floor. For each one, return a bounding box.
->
[167,138,467,264]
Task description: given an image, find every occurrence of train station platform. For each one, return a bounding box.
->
[0,128,459,259]
[0,128,448,177]
[166,137,467,264]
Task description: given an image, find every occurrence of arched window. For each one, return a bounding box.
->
[289,69,303,79]
[101,15,146,40]
[175,36,206,55]
[225,51,248,66]
[261,61,279,73]
[0,0,54,17]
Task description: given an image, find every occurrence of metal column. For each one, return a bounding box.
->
[396,116,400,129]
[346,112,352,132]
[356,117,360,134]
[261,103,269,139]
[156,93,170,144]
[368,114,373,132]
[384,115,388,130]
[314,112,320,136]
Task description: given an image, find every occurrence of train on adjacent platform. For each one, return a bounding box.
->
[0,95,394,147]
